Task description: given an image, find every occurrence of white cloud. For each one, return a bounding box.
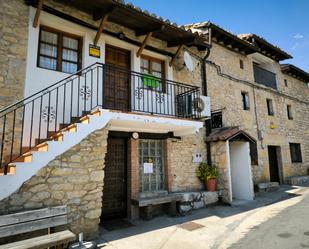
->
[294,33,304,39]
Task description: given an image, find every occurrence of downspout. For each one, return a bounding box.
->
[201,48,212,165]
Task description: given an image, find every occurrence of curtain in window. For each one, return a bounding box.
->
[39,30,58,70]
[62,36,79,74]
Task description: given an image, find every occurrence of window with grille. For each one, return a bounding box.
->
[139,140,165,192]
[38,26,82,74]
[289,143,302,163]
[140,55,165,92]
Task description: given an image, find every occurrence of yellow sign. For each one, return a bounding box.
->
[89,44,100,58]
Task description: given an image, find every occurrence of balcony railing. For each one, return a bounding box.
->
[0,63,200,173]
[253,64,277,90]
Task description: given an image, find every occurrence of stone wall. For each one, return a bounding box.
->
[167,129,206,192]
[0,0,29,109]
[210,141,231,203]
[0,127,108,238]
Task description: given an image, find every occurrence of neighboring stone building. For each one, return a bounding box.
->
[188,22,309,202]
[0,0,308,238]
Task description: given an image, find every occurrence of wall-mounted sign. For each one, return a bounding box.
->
[89,44,100,58]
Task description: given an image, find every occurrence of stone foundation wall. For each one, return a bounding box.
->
[0,127,108,238]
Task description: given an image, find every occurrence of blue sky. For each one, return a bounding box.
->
[127,0,309,72]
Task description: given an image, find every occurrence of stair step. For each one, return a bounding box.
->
[62,124,77,132]
[0,164,16,175]
[91,109,101,117]
[59,123,70,130]
[13,152,32,163]
[35,133,63,144]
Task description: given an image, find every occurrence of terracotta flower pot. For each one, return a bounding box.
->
[205,178,217,192]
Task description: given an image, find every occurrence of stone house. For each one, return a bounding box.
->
[0,0,308,238]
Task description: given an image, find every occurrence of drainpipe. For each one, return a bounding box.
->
[201,47,212,165]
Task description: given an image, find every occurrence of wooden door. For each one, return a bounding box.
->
[268,146,280,182]
[104,45,130,111]
[102,138,127,220]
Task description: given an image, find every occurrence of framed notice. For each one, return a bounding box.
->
[143,162,153,174]
[89,44,100,58]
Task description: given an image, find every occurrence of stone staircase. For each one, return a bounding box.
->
[0,109,112,201]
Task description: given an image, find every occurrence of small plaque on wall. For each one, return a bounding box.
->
[89,44,100,58]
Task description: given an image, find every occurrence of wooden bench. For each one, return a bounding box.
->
[0,205,76,249]
[131,193,183,220]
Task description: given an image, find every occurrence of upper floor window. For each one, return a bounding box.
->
[266,99,274,116]
[241,92,250,111]
[289,143,302,163]
[240,59,244,69]
[284,79,288,87]
[253,62,277,90]
[38,26,82,74]
[287,105,293,120]
[140,55,165,92]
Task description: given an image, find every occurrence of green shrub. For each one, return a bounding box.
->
[196,162,219,181]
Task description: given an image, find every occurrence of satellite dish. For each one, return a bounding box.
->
[184,51,194,72]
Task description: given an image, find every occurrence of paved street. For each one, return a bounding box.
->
[97,185,309,249]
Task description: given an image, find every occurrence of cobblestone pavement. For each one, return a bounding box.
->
[96,185,309,249]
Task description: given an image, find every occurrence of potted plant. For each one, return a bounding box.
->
[196,162,219,192]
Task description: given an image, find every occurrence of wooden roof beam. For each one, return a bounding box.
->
[33,0,43,28]
[136,32,152,57]
[136,24,165,37]
[94,14,109,45]
[169,44,184,67]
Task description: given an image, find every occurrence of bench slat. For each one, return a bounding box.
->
[0,206,67,227]
[0,215,67,238]
[0,230,76,249]
[132,194,183,207]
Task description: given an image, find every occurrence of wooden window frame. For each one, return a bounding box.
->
[241,92,250,111]
[289,143,302,163]
[37,26,83,74]
[140,55,166,93]
[266,98,274,116]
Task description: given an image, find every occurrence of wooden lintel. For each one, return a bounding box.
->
[136,32,152,57]
[136,24,165,37]
[33,0,43,28]
[94,14,109,45]
[169,45,183,67]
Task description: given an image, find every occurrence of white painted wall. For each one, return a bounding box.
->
[22,8,183,146]
[25,7,174,97]
[229,141,254,201]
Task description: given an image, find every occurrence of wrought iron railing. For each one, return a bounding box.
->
[211,111,223,129]
[0,63,200,174]
[253,63,277,90]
